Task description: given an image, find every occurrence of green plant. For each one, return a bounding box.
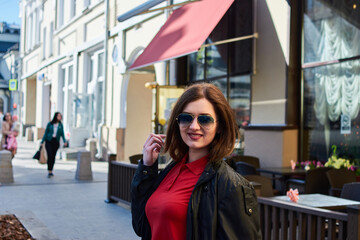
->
[324,145,355,170]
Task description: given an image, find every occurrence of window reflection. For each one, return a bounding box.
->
[206,44,227,79]
[229,76,251,126]
[304,0,360,63]
[189,47,205,81]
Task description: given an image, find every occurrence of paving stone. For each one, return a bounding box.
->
[0,139,140,240]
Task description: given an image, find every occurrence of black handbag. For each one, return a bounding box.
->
[33,146,42,160]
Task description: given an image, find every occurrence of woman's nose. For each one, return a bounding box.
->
[189,117,200,130]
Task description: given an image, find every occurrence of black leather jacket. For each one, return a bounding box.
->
[131,159,262,240]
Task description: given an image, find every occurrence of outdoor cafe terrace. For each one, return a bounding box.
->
[106,154,360,240]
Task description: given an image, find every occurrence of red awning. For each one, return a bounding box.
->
[129,0,234,70]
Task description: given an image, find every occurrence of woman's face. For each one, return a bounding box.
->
[57,114,62,121]
[179,98,217,155]
[5,114,11,122]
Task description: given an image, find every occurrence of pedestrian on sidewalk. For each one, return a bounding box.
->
[41,112,68,178]
[131,83,261,240]
[5,115,20,157]
[1,112,12,150]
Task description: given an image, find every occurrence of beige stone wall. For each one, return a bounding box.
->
[125,14,166,61]
[84,15,105,42]
[59,31,78,53]
[24,77,36,125]
[251,0,288,125]
[244,128,298,168]
[115,0,148,20]
[124,73,154,162]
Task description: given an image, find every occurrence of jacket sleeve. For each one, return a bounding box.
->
[217,183,262,239]
[61,124,66,142]
[131,160,159,237]
[41,123,50,144]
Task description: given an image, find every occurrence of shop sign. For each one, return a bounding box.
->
[9,79,17,91]
[340,114,351,134]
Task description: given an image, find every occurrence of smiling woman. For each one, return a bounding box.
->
[131,82,261,240]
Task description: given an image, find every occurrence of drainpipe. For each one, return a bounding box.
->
[97,0,109,160]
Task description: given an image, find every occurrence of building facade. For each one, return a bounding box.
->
[302,0,360,163]
[111,0,299,166]
[19,0,299,165]
[0,22,20,115]
[19,0,358,165]
[20,0,108,146]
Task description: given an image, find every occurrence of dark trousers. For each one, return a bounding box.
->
[45,137,60,171]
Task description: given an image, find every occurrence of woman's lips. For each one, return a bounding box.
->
[188,133,202,140]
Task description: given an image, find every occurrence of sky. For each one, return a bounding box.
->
[0,0,21,25]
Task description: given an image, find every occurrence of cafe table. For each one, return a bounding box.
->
[257,167,307,193]
[268,193,360,210]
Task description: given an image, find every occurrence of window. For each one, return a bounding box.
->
[60,62,75,130]
[187,0,253,127]
[49,22,54,57]
[71,0,77,18]
[57,0,64,28]
[26,14,32,51]
[302,0,360,162]
[84,0,90,8]
[42,27,46,59]
[35,8,42,45]
[86,50,104,136]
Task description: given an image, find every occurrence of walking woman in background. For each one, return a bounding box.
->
[41,112,68,178]
[131,83,261,239]
[1,113,12,150]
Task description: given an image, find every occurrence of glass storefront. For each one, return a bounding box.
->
[303,0,360,162]
[187,0,253,127]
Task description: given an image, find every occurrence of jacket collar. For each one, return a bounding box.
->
[195,160,222,186]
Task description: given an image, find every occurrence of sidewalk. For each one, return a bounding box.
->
[0,139,140,240]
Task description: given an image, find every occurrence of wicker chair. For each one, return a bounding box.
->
[235,162,258,176]
[225,155,260,173]
[340,182,360,201]
[326,168,356,197]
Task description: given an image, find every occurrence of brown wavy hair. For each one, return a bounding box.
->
[163,82,239,163]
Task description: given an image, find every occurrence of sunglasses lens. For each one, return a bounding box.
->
[177,113,194,125]
[198,115,214,126]
[177,113,215,129]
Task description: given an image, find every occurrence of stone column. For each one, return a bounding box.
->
[85,138,97,161]
[75,151,93,180]
[0,150,14,183]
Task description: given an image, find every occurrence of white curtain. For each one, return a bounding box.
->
[313,17,360,123]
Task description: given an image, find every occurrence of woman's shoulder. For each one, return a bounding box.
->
[216,161,252,190]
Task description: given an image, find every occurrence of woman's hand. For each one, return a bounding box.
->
[142,134,166,166]
[64,142,68,147]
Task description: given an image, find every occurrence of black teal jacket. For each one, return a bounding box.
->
[131,159,262,240]
[41,122,66,144]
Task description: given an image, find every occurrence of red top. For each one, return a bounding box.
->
[145,154,208,240]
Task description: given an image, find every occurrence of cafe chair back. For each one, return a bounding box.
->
[286,167,331,194]
[235,162,258,176]
[341,182,360,201]
[245,175,274,197]
[129,154,143,164]
[326,168,357,197]
[230,155,260,168]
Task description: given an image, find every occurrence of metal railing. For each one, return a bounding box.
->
[258,197,360,240]
[107,160,137,204]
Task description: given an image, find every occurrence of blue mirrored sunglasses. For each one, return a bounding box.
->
[176,113,215,129]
